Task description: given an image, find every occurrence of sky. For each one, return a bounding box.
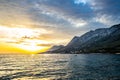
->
[0,0,120,54]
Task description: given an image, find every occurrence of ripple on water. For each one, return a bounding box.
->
[0,54,120,80]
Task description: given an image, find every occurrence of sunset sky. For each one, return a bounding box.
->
[0,0,120,54]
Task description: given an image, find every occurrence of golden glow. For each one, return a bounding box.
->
[0,42,50,54]
[0,1,72,54]
[0,42,29,54]
[0,25,52,54]
[16,40,51,53]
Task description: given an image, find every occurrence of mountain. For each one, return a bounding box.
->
[46,45,64,53]
[48,24,120,53]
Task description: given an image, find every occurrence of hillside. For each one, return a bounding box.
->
[47,24,120,53]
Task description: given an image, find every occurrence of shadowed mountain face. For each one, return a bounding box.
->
[47,45,64,52]
[48,24,120,53]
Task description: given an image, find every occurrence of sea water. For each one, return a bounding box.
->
[0,54,120,80]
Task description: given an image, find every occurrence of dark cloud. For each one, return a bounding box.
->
[28,0,94,27]
[28,0,120,30]
[89,0,120,25]
[37,43,52,47]
[90,0,120,15]
[36,0,94,20]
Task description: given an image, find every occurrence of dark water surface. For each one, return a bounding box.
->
[0,54,120,80]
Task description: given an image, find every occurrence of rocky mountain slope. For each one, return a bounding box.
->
[47,45,64,52]
[48,24,120,53]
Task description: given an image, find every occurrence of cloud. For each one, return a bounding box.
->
[74,0,87,5]
[0,0,120,47]
[89,0,120,25]
[37,44,52,47]
[0,0,33,27]
[90,0,120,15]
[94,14,119,26]
[0,25,49,43]
[29,0,94,25]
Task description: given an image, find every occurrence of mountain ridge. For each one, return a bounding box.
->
[47,24,120,54]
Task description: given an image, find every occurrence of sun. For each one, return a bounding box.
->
[0,25,51,54]
[15,40,50,53]
[18,44,45,52]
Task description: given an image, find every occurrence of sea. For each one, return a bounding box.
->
[0,54,120,80]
